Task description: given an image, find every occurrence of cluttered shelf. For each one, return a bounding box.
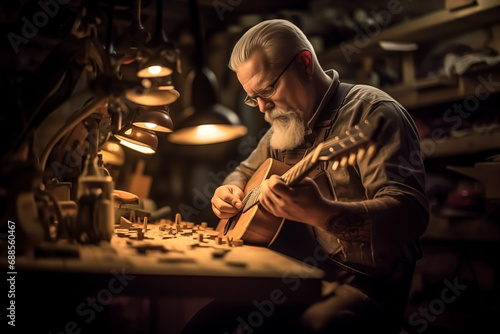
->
[384,67,500,110]
[317,0,500,110]
[421,126,500,159]
[318,0,500,65]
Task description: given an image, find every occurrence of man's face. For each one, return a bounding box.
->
[236,50,305,150]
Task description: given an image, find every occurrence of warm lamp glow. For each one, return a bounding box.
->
[99,141,125,166]
[132,105,174,133]
[147,65,162,75]
[118,139,156,154]
[167,0,246,146]
[167,67,247,145]
[168,123,247,145]
[125,87,180,106]
[135,0,180,79]
[137,61,173,78]
[196,124,218,136]
[114,124,158,154]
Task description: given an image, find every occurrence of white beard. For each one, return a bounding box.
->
[265,108,305,150]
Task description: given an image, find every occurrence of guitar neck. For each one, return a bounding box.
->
[281,143,324,187]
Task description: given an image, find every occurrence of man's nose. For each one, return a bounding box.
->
[257,97,273,113]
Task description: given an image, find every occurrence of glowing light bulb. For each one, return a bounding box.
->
[145,122,157,129]
[148,66,162,75]
[196,124,218,137]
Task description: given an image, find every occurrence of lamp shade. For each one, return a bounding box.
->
[149,75,175,90]
[168,104,247,145]
[125,79,180,106]
[132,105,174,132]
[137,53,174,78]
[114,124,158,154]
[167,67,247,145]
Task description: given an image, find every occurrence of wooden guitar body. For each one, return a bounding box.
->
[216,158,291,247]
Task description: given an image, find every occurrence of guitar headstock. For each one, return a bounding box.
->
[319,112,384,169]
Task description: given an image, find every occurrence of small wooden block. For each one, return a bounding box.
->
[226,261,247,268]
[212,248,230,259]
[120,216,133,229]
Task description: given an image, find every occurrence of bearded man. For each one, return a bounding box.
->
[183,19,429,334]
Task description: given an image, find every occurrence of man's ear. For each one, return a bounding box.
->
[298,50,314,77]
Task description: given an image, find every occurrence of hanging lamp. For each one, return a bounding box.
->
[167,0,247,145]
[114,124,158,154]
[132,104,174,133]
[136,0,181,78]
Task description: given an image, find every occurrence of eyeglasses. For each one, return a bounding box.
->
[243,53,299,107]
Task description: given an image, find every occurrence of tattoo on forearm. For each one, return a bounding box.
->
[326,208,371,242]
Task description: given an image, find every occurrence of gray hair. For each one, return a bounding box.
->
[228,19,318,72]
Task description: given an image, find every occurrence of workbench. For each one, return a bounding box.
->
[10,222,325,333]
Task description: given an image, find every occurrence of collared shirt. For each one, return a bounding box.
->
[223,70,429,271]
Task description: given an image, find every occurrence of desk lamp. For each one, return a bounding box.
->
[114,124,158,154]
[167,0,247,145]
[132,104,174,133]
[125,81,180,106]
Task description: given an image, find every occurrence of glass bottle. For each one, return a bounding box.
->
[76,154,114,243]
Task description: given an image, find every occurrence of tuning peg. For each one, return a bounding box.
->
[348,152,357,165]
[357,148,365,161]
[340,156,348,168]
[367,144,377,158]
[331,160,340,171]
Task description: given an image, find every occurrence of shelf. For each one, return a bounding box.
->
[318,0,500,66]
[421,130,500,158]
[385,75,458,91]
[384,67,500,109]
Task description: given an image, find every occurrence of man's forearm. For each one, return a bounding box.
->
[321,196,428,244]
[222,171,247,192]
[322,201,371,243]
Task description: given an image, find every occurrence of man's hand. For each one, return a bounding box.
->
[211,185,245,219]
[259,175,332,226]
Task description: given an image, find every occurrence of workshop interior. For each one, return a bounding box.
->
[1,0,500,333]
